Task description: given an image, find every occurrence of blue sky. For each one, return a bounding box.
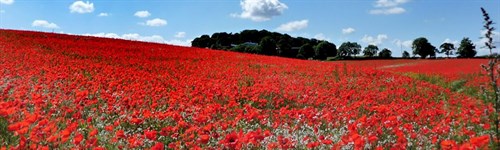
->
[1,0,499,56]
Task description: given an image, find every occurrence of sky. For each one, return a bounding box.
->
[0,0,499,57]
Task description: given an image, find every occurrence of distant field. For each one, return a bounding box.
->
[0,30,492,149]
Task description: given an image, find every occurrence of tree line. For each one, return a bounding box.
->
[191,29,478,60]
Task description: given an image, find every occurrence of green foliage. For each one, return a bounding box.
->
[378,48,392,58]
[0,117,19,147]
[405,73,480,99]
[230,43,260,54]
[297,44,314,59]
[314,41,337,60]
[402,51,411,58]
[260,36,277,56]
[277,38,292,57]
[457,37,477,58]
[338,42,361,58]
[191,35,212,48]
[412,37,437,58]
[363,44,379,57]
[192,29,336,60]
[440,43,455,58]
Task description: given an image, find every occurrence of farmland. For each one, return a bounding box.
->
[0,30,493,149]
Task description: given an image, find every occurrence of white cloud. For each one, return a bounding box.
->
[370,7,405,15]
[393,39,412,48]
[98,13,109,17]
[144,18,167,27]
[175,32,186,38]
[361,34,388,46]
[84,33,120,38]
[276,20,308,32]
[374,0,410,8]
[134,10,151,18]
[313,33,331,41]
[0,0,14,5]
[477,30,500,55]
[370,0,409,15]
[165,39,191,46]
[123,33,166,43]
[70,1,94,14]
[32,20,59,29]
[342,27,356,35]
[83,32,191,46]
[234,0,288,22]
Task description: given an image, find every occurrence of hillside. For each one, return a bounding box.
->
[0,29,491,149]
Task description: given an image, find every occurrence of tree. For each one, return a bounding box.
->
[277,38,292,57]
[230,43,259,53]
[457,37,477,58]
[412,37,437,58]
[211,32,231,49]
[314,41,337,60]
[378,48,392,58]
[297,44,314,59]
[439,43,455,58]
[191,35,212,48]
[260,36,277,55]
[363,45,379,57]
[402,51,410,58]
[338,42,361,58]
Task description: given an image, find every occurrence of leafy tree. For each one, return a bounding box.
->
[240,30,260,43]
[191,35,212,48]
[192,29,341,60]
[363,45,379,57]
[457,37,477,58]
[338,42,361,57]
[402,51,410,58]
[260,36,277,55]
[297,44,314,59]
[439,43,455,58]
[211,32,231,49]
[314,41,337,60]
[378,48,392,58]
[412,37,437,58]
[277,38,292,57]
[231,44,259,53]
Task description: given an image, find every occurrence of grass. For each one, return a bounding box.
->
[404,73,482,99]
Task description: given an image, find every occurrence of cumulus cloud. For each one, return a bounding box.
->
[98,13,109,17]
[32,20,59,29]
[361,34,388,46]
[134,10,151,18]
[0,0,14,5]
[342,27,356,35]
[175,32,186,38]
[233,0,288,22]
[70,1,94,14]
[370,0,409,15]
[276,20,308,32]
[144,18,167,27]
[393,39,413,48]
[313,33,331,42]
[82,33,191,46]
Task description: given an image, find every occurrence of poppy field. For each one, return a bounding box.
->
[0,30,494,149]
